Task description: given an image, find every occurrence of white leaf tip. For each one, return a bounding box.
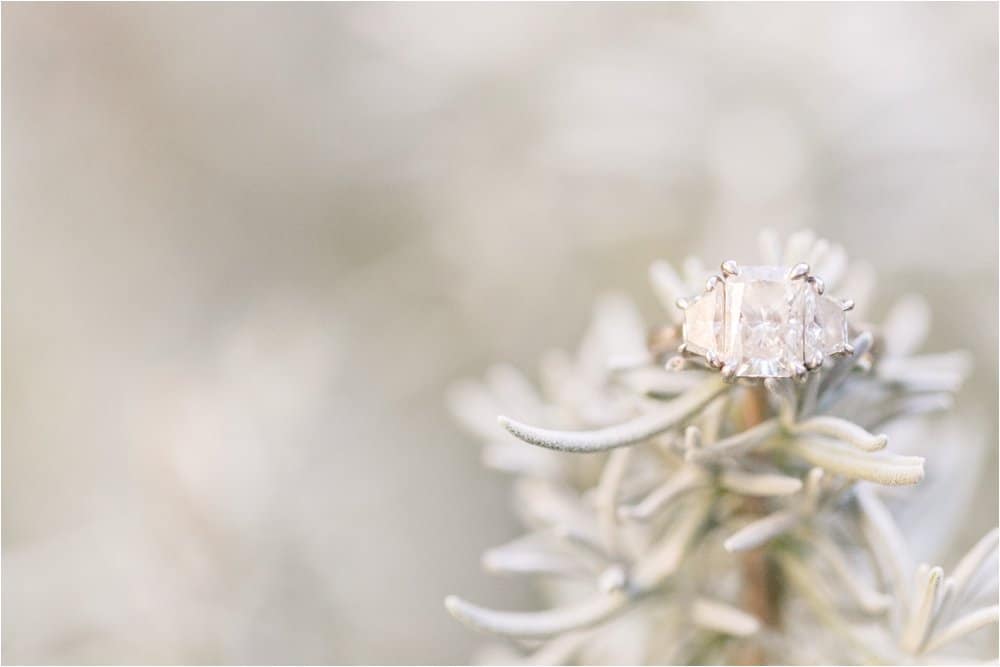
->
[444,595,462,615]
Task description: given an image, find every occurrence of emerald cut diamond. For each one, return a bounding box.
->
[723,266,807,378]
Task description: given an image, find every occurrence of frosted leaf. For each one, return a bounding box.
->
[447,230,992,664]
[445,592,628,639]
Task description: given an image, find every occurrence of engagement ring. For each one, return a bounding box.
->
[677,261,854,380]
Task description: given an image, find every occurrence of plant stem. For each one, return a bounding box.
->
[735,386,782,665]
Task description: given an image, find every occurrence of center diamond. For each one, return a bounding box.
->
[723,266,807,378]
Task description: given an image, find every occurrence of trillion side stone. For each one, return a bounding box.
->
[722,266,807,378]
[682,290,723,358]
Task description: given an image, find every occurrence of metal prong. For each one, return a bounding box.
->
[677,342,688,355]
[720,260,739,277]
[793,364,808,383]
[841,299,855,311]
[842,343,855,356]
[705,275,723,291]
[676,297,690,310]
[787,263,810,280]
[721,364,737,381]
[706,350,724,369]
[805,352,824,370]
[807,275,825,295]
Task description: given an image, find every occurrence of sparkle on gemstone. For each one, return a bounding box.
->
[679,264,849,378]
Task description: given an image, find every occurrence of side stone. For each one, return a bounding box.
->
[805,294,848,361]
[682,290,724,357]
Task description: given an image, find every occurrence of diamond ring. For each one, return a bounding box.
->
[677,261,854,381]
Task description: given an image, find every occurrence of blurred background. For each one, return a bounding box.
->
[2,3,997,664]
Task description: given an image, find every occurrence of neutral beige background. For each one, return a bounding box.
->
[3,3,997,664]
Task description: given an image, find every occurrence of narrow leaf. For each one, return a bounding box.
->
[483,547,585,578]
[899,565,943,653]
[838,261,876,320]
[719,469,803,497]
[947,528,1000,611]
[923,605,1000,654]
[724,511,798,552]
[631,497,711,590]
[883,294,931,358]
[792,415,888,452]
[811,534,892,614]
[596,448,633,556]
[783,229,816,266]
[649,260,686,323]
[444,592,627,639]
[815,243,847,290]
[791,436,923,486]
[758,228,782,265]
[878,352,971,394]
[482,534,591,578]
[618,467,703,521]
[856,486,912,625]
[779,552,890,664]
[820,330,874,400]
[686,419,780,463]
[692,597,760,637]
[499,377,726,453]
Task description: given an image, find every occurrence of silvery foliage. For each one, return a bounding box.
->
[445,230,997,665]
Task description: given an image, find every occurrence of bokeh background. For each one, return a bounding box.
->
[3,3,997,664]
